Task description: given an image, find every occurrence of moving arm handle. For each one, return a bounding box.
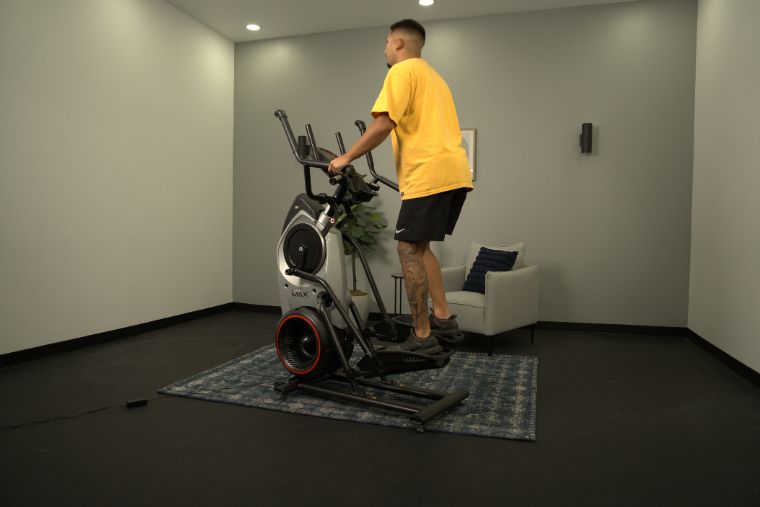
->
[354,120,399,192]
[275,109,329,170]
[335,132,347,155]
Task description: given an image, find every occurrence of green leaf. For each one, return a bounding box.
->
[340,201,388,254]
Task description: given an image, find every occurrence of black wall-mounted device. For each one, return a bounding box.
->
[580,123,593,154]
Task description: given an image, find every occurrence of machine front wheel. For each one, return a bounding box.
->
[275,307,353,378]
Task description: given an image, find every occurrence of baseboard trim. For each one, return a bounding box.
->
[0,303,235,368]
[231,303,281,314]
[686,329,759,388]
[368,315,693,337]
[535,321,694,337]
[536,321,757,386]
[4,306,757,387]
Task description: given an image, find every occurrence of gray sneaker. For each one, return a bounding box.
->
[430,313,459,332]
[399,330,443,355]
[429,313,464,346]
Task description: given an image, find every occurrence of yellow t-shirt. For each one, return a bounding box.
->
[371,58,473,200]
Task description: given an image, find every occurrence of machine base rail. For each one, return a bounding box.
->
[356,349,452,377]
[274,373,469,427]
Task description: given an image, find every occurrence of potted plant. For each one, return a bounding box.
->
[339,202,388,325]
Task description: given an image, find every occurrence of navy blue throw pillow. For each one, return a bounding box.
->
[462,247,518,294]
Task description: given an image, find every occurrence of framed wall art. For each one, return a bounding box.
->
[461,128,476,181]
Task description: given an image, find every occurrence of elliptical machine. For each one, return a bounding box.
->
[272,110,468,430]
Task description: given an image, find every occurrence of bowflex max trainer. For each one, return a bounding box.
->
[272,110,468,431]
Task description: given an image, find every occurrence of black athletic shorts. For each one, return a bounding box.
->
[394,188,469,242]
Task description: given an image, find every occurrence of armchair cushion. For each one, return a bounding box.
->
[444,290,486,334]
[440,264,466,293]
[462,247,518,293]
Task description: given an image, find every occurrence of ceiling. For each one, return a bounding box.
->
[165,0,637,42]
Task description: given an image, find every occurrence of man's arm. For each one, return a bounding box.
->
[327,113,395,174]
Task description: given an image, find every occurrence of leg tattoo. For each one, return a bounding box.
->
[398,241,431,338]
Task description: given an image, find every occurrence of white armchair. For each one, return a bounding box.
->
[440,242,539,355]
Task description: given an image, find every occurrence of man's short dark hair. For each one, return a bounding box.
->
[390,19,426,43]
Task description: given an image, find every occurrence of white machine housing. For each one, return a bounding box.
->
[276,202,352,329]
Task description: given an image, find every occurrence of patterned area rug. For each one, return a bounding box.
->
[159,345,538,440]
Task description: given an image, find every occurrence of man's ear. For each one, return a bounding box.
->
[395,37,405,50]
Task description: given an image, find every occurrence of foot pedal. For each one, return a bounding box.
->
[357,349,452,376]
[433,328,465,347]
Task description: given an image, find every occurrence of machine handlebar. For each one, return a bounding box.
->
[274,109,331,171]
[274,109,398,194]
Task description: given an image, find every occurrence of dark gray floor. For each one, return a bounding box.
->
[1,309,758,507]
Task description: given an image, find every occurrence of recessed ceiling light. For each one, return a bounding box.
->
[246,24,261,31]
[419,0,434,6]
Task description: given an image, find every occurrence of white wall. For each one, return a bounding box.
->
[0,0,234,355]
[690,0,760,372]
[234,0,697,327]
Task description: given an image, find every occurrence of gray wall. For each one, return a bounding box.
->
[690,0,760,372]
[0,0,234,355]
[235,0,697,327]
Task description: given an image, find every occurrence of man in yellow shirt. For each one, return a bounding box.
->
[328,19,473,354]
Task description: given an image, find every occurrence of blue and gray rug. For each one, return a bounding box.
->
[159,345,538,440]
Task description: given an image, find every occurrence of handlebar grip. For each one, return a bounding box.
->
[309,160,330,170]
[328,164,355,185]
[354,120,367,134]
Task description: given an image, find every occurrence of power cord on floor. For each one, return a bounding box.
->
[0,396,161,432]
